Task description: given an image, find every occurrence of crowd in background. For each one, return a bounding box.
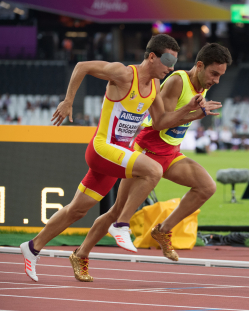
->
[1,92,249,152]
[0,93,60,125]
[195,125,249,154]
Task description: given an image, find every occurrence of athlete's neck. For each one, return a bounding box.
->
[136,63,153,86]
[187,67,204,93]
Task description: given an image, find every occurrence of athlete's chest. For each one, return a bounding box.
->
[122,86,155,113]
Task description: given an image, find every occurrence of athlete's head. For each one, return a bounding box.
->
[144,34,180,79]
[195,43,232,89]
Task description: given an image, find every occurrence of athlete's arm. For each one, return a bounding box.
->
[165,100,222,128]
[149,79,203,131]
[158,75,221,128]
[51,61,132,126]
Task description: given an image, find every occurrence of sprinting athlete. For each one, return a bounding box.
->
[75,43,231,267]
[131,43,232,259]
[20,34,216,283]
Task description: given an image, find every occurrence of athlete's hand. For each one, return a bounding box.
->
[51,100,73,126]
[188,94,204,110]
[204,100,222,116]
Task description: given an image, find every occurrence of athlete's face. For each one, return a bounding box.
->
[154,48,178,79]
[197,61,227,90]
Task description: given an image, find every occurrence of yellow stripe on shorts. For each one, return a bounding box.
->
[78,183,103,201]
[167,155,186,171]
[133,142,144,153]
[125,150,141,178]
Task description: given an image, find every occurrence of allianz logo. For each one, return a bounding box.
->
[171,128,187,135]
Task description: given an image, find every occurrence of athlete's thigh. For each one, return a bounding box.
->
[163,157,212,188]
[70,188,99,212]
[132,152,163,178]
[87,137,141,179]
[80,168,118,201]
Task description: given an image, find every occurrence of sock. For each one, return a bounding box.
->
[113,222,129,228]
[28,240,40,256]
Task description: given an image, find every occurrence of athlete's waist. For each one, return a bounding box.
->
[135,127,180,155]
[94,131,132,148]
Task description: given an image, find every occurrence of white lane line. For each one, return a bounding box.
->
[0,281,62,287]
[1,261,249,279]
[0,281,239,294]
[0,286,70,291]
[0,294,249,311]
[0,283,231,293]
[0,277,248,300]
[0,271,248,290]
[0,281,240,292]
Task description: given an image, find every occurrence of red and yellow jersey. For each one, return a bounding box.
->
[94,65,156,150]
[135,70,207,154]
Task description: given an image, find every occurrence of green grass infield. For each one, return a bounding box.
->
[155,150,249,227]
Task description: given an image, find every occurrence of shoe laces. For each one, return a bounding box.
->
[79,258,89,275]
[120,226,132,237]
[160,231,174,250]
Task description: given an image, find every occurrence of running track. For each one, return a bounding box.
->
[1,246,249,311]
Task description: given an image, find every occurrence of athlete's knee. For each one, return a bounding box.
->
[199,178,216,200]
[147,161,163,185]
[207,179,217,197]
[67,199,96,221]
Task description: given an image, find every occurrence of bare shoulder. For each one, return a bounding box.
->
[106,62,133,83]
[162,74,183,89]
[161,74,183,98]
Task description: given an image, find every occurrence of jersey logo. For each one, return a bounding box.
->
[119,111,144,123]
[137,102,144,112]
[129,91,137,100]
[166,126,189,139]
[115,111,146,142]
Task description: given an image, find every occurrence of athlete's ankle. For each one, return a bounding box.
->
[28,240,40,256]
[113,221,129,228]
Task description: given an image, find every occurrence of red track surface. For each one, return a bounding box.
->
[1,246,249,311]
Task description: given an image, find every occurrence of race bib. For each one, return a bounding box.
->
[115,111,145,142]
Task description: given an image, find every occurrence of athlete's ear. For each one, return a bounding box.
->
[196,61,204,72]
[148,52,157,63]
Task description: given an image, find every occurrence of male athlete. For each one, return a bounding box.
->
[19,34,203,282]
[73,43,231,273]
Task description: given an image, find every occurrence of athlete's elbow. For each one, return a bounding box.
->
[153,120,173,131]
[152,122,163,131]
[75,61,90,74]
[152,121,159,131]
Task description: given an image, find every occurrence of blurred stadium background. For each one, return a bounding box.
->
[0,0,249,234]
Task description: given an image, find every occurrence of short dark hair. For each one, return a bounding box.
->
[144,34,180,59]
[195,43,232,67]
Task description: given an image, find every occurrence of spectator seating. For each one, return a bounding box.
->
[0,94,60,125]
[83,95,103,125]
[222,97,249,133]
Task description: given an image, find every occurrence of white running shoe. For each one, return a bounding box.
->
[108,223,137,253]
[20,241,40,282]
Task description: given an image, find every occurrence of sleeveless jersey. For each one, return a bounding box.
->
[94,65,156,150]
[139,70,207,149]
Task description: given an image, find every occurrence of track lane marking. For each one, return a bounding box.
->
[0,293,249,311]
[0,271,246,289]
[0,277,248,300]
[1,261,249,279]
[0,286,70,291]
